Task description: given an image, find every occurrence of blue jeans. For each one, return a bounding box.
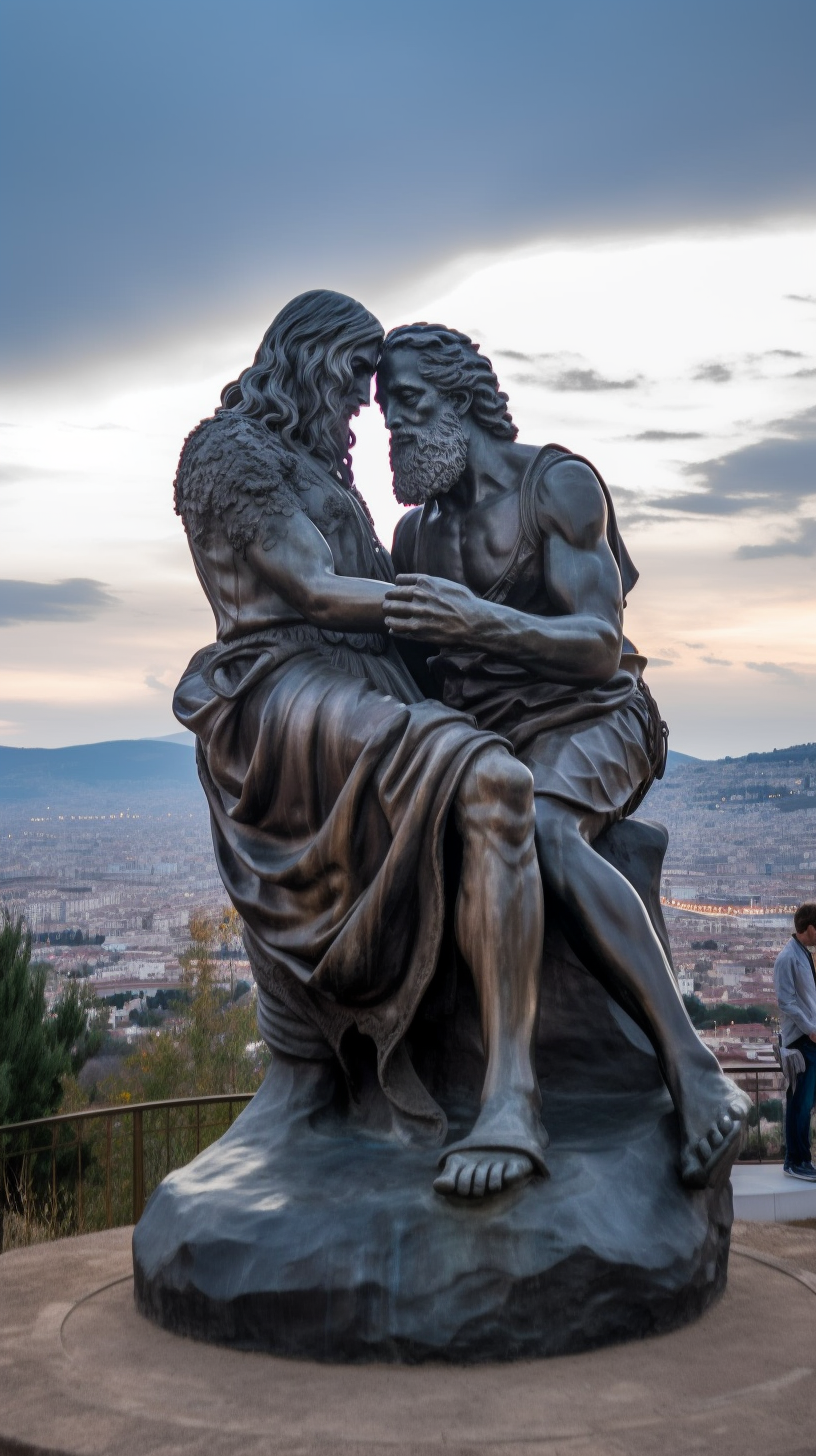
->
[785,1035,816,1168]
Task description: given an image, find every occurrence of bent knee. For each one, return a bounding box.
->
[456,747,535,842]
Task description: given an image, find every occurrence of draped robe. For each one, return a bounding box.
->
[172,410,502,1140]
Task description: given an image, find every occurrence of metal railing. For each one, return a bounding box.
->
[720,1061,790,1164]
[0,1064,802,1251]
[0,1092,254,1251]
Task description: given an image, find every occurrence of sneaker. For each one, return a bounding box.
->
[785,1163,816,1181]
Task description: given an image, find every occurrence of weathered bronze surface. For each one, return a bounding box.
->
[133,291,749,1360]
[377,323,749,1193]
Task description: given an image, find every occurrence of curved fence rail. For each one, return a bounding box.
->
[0,1063,797,1252]
[0,1093,254,1252]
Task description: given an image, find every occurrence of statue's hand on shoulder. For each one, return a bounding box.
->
[384,573,491,646]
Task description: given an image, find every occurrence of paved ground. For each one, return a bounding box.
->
[733,1217,816,1274]
[2,1225,816,1456]
[731,1162,816,1221]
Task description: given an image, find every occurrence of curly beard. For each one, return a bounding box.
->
[389,406,468,505]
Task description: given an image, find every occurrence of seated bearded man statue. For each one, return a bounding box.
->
[377,324,750,1190]
[172,290,550,1197]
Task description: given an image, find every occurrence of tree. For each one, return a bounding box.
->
[707,1003,773,1027]
[0,911,102,1129]
[682,994,708,1027]
[682,994,775,1031]
[120,911,268,1103]
[218,906,244,1004]
[1,911,103,1246]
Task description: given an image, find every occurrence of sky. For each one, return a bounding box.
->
[1,0,815,758]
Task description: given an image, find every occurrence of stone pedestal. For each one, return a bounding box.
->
[133,818,737,1361]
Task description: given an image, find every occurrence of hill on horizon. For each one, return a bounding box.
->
[663,749,699,772]
[3,734,811,798]
[0,739,198,802]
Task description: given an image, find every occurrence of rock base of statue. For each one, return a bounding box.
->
[133,819,737,1363]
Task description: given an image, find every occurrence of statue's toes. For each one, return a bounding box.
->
[473,1158,500,1197]
[433,1154,467,1195]
[455,1159,477,1196]
[487,1161,504,1194]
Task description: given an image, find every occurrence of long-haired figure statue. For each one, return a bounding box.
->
[172,290,549,1193]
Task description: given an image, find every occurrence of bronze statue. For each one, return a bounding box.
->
[133,291,749,1360]
[376,323,749,1191]
[172,290,549,1194]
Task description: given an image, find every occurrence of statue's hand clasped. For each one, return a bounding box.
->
[384,573,490,646]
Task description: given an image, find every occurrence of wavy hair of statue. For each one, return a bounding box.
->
[220,290,384,485]
[382,324,518,441]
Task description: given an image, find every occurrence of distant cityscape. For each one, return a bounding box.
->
[638,742,816,1067]
[0,741,244,1049]
[2,736,816,1072]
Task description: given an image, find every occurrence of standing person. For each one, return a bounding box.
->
[774,903,816,1181]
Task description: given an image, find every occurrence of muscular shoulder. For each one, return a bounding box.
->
[392,506,423,574]
[533,454,608,551]
[174,411,304,552]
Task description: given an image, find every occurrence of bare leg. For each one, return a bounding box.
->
[435,747,548,1198]
[536,798,750,1187]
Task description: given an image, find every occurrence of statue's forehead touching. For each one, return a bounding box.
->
[378,346,427,393]
[352,338,380,372]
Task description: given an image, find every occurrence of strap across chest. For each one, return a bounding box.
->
[482,445,564,605]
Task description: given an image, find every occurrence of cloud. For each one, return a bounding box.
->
[745,660,805,682]
[495,349,536,364]
[647,657,675,667]
[656,646,681,658]
[702,655,733,666]
[144,674,169,692]
[0,578,117,626]
[543,367,641,393]
[765,348,805,358]
[3,2,814,375]
[0,463,74,485]
[683,642,706,650]
[786,294,816,304]
[769,403,816,435]
[498,350,641,393]
[737,518,816,558]
[693,362,732,383]
[650,404,816,520]
[630,430,705,441]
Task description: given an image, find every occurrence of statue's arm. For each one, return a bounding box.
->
[246,511,388,633]
[384,460,623,687]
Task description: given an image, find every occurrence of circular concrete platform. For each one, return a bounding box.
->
[2,1227,816,1456]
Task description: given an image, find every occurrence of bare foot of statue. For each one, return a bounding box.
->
[434,1150,534,1197]
[433,1092,549,1199]
[676,1066,751,1188]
